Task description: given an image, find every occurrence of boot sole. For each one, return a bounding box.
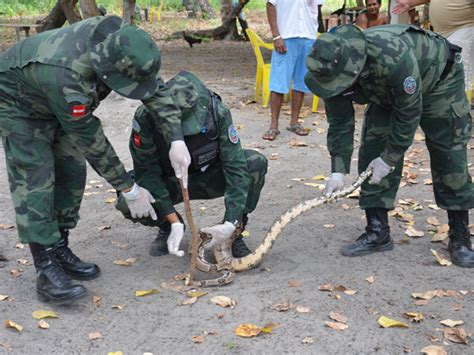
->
[341,240,394,257]
[451,259,474,268]
[37,288,87,306]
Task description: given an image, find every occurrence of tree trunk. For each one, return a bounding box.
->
[182,0,250,40]
[37,0,81,32]
[79,0,100,18]
[123,0,136,25]
[197,0,216,19]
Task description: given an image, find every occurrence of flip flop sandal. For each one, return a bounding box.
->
[286,124,308,136]
[262,129,280,141]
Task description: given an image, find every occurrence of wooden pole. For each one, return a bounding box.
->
[179,180,200,284]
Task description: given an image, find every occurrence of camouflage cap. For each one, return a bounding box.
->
[89,16,161,100]
[305,25,367,99]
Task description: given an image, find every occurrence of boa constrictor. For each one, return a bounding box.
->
[187,169,372,287]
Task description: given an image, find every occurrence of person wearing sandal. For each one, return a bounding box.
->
[262,0,324,141]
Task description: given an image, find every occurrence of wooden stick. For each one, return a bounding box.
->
[179,179,200,284]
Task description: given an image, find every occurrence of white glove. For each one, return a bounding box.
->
[324,173,345,197]
[122,183,157,220]
[368,157,393,185]
[167,222,185,257]
[169,140,191,189]
[200,222,236,249]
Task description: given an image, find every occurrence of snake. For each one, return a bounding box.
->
[187,169,372,287]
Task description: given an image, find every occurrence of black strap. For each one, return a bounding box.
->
[440,41,462,81]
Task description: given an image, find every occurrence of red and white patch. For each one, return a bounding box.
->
[71,104,87,118]
[133,132,142,147]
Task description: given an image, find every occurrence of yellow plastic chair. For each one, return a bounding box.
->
[246,28,274,107]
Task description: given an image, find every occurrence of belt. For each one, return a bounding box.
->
[440,41,462,81]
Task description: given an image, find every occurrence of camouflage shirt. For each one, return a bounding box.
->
[0,16,183,191]
[130,72,250,222]
[325,25,449,173]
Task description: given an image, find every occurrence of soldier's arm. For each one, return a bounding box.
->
[129,109,177,220]
[324,95,356,174]
[355,13,369,29]
[42,70,133,191]
[217,103,250,223]
[142,78,184,144]
[380,47,422,167]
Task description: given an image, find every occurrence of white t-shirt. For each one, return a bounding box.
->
[268,0,323,40]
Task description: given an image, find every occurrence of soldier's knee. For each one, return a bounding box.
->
[244,150,268,175]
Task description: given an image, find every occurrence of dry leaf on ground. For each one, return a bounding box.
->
[378,316,409,328]
[329,311,348,324]
[210,295,235,308]
[440,319,464,327]
[344,289,357,295]
[324,224,335,229]
[325,321,348,331]
[113,258,137,266]
[186,291,207,298]
[366,276,375,284]
[0,295,10,301]
[107,352,123,355]
[443,327,470,344]
[38,320,49,329]
[318,284,334,291]
[405,227,424,238]
[88,331,102,340]
[234,324,261,337]
[420,345,447,355]
[260,323,277,334]
[289,140,308,147]
[191,335,205,343]
[4,320,23,332]
[98,225,111,231]
[296,305,310,313]
[312,174,327,181]
[288,280,303,287]
[105,197,116,204]
[10,269,23,278]
[179,297,197,306]
[302,336,314,344]
[32,310,59,319]
[272,302,290,312]
[431,249,452,266]
[135,289,159,297]
[111,304,125,310]
[411,290,444,300]
[427,217,440,226]
[0,224,15,230]
[92,295,102,307]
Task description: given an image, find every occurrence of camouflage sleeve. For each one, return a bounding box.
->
[142,77,184,144]
[129,109,176,218]
[380,47,422,167]
[41,68,132,191]
[217,103,250,223]
[324,95,355,174]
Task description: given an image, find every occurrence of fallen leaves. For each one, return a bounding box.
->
[405,227,424,238]
[38,320,50,329]
[4,320,22,332]
[329,311,347,324]
[272,302,290,312]
[0,224,15,230]
[32,310,59,319]
[288,280,303,288]
[0,295,11,301]
[210,295,235,308]
[440,319,464,327]
[10,269,23,278]
[404,312,424,323]
[135,289,159,297]
[365,276,375,284]
[295,305,310,313]
[302,336,314,344]
[430,249,452,266]
[443,327,470,344]
[378,316,409,328]
[234,323,276,338]
[191,335,205,343]
[88,331,102,340]
[289,140,308,147]
[420,345,447,355]
[113,257,137,266]
[325,321,348,331]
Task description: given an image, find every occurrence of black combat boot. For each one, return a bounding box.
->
[447,210,474,268]
[232,215,252,258]
[55,230,100,280]
[149,225,171,257]
[29,243,87,305]
[340,208,394,257]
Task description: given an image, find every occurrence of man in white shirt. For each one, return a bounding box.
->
[262,0,323,141]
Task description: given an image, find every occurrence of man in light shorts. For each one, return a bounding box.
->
[263,0,323,141]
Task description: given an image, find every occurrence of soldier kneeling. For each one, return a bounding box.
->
[116,71,268,258]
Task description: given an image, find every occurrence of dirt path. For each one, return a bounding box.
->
[1,38,473,354]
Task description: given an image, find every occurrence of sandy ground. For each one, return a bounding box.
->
[0,37,473,354]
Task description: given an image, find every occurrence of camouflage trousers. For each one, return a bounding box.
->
[0,74,86,245]
[358,62,473,211]
[116,149,267,227]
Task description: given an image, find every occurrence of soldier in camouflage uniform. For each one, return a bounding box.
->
[116,71,268,258]
[305,25,473,267]
[0,16,192,305]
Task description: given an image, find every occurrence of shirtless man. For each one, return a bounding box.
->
[356,0,389,29]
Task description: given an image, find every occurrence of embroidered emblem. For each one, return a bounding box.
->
[71,104,87,118]
[403,76,417,95]
[133,132,142,147]
[228,125,239,144]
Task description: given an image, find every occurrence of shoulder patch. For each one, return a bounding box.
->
[132,119,141,133]
[403,76,417,95]
[228,125,239,144]
[65,94,91,119]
